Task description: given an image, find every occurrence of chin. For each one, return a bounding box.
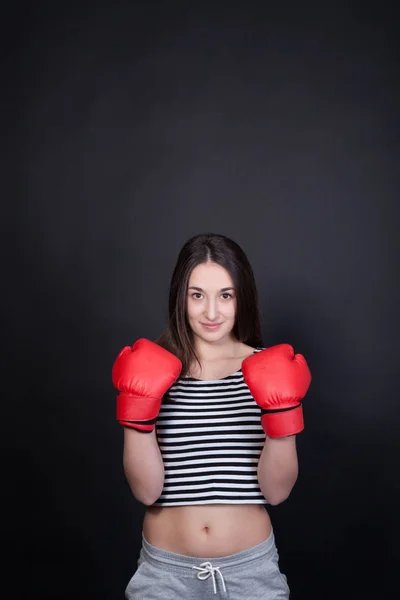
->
[194,327,234,343]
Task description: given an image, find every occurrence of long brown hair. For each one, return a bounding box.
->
[156,233,263,375]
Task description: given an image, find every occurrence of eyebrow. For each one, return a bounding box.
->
[188,286,235,292]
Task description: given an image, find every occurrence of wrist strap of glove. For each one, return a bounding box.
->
[260,402,302,415]
[119,418,156,433]
[116,393,161,432]
[260,403,304,437]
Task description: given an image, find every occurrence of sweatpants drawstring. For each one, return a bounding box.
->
[192,561,227,594]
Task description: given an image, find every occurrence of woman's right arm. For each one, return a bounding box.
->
[123,428,165,506]
[112,338,182,505]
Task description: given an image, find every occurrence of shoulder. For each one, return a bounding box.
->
[239,343,265,356]
[238,342,257,358]
[241,344,266,355]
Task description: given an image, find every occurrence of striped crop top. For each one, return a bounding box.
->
[153,349,267,506]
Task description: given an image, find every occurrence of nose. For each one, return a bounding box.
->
[204,299,219,321]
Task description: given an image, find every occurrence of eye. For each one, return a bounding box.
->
[221,293,233,300]
[191,292,203,300]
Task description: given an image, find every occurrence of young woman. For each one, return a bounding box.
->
[112,233,311,599]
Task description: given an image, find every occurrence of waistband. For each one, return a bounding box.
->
[140,529,276,575]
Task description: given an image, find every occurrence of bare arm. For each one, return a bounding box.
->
[123,428,165,506]
[257,436,299,505]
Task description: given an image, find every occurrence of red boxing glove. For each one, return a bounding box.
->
[242,344,311,438]
[112,338,182,433]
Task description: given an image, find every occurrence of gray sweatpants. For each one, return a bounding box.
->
[125,530,290,599]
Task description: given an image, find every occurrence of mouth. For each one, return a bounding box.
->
[200,323,223,330]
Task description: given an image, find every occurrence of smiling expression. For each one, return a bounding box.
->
[186,261,237,344]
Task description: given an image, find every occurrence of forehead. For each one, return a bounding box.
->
[188,262,234,289]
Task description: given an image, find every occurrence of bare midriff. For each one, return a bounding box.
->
[143,504,272,558]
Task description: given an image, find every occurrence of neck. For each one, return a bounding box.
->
[193,334,239,361]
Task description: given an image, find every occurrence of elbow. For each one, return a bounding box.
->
[259,478,297,506]
[135,490,161,507]
[126,479,163,506]
[123,466,164,507]
[138,480,164,506]
[265,491,290,506]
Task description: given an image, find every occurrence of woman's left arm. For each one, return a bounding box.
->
[242,344,312,505]
[257,436,299,505]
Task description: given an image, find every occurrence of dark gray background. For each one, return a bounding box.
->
[4,1,399,599]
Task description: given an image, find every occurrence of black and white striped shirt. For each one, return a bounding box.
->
[153,349,267,506]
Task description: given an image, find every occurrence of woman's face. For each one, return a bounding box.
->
[186,261,237,344]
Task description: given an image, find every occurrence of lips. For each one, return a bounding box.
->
[201,323,222,329]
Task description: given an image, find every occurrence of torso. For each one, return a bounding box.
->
[143,504,272,557]
[143,341,272,558]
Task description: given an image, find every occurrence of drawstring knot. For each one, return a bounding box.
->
[192,561,227,594]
